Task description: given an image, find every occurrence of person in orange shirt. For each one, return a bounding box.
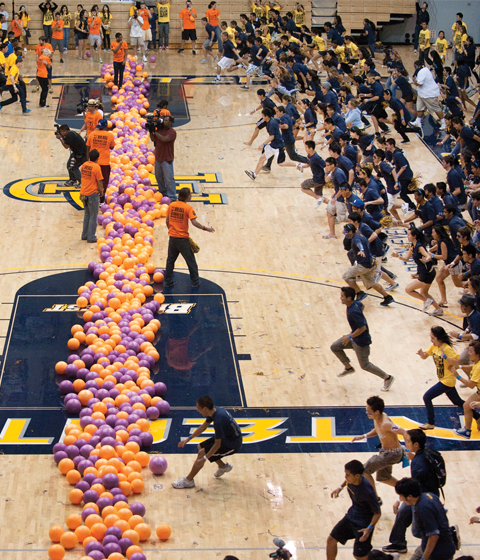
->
[34,35,54,92]
[87,7,103,62]
[11,13,24,49]
[51,12,65,63]
[86,118,115,197]
[111,32,127,87]
[153,99,171,117]
[164,187,215,288]
[80,99,102,137]
[80,149,104,243]
[178,0,197,55]
[138,0,150,61]
[205,1,222,54]
[36,47,51,107]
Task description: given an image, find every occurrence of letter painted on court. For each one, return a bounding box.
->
[285,418,353,443]
[159,303,196,314]
[181,418,288,444]
[0,419,54,445]
[150,419,172,444]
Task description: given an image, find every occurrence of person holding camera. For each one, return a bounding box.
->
[80,149,103,243]
[56,124,87,187]
[128,8,145,60]
[149,115,177,201]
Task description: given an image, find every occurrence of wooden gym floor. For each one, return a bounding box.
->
[0,46,479,559]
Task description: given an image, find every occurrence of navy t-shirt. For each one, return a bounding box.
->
[206,407,243,450]
[330,167,347,193]
[346,301,371,347]
[279,114,295,145]
[465,309,480,338]
[447,168,466,205]
[343,143,358,166]
[362,181,382,220]
[266,117,284,149]
[304,107,317,128]
[415,200,436,235]
[325,90,340,112]
[332,112,347,132]
[261,97,276,111]
[389,96,412,122]
[360,222,383,257]
[379,160,398,194]
[414,493,456,560]
[345,475,380,526]
[411,449,439,495]
[445,75,459,98]
[307,152,326,184]
[364,23,376,42]
[223,39,236,59]
[392,149,413,180]
[205,22,215,39]
[336,154,353,179]
[465,258,480,278]
[351,231,374,268]
[285,102,300,121]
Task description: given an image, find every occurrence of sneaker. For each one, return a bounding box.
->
[380,295,394,307]
[142,55,147,62]
[39,105,50,108]
[401,202,410,216]
[382,544,407,554]
[422,298,433,312]
[177,48,184,53]
[60,58,64,63]
[451,524,461,551]
[386,282,399,291]
[245,170,256,180]
[382,375,395,391]
[337,367,355,377]
[172,477,195,489]
[261,166,271,173]
[165,46,169,50]
[64,180,77,187]
[414,49,417,53]
[24,47,27,52]
[32,86,39,92]
[314,197,324,208]
[191,281,201,288]
[192,50,196,55]
[455,428,471,439]
[400,138,410,144]
[240,85,249,89]
[23,109,32,114]
[430,308,444,317]
[419,423,435,430]
[356,291,367,302]
[213,77,221,82]
[439,119,446,131]
[200,59,208,63]
[49,88,53,93]
[214,462,233,477]
[98,57,103,63]
[87,237,97,243]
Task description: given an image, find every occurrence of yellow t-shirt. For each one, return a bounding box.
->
[313,35,325,51]
[289,36,300,44]
[418,28,431,50]
[452,21,467,32]
[334,44,346,62]
[5,53,17,77]
[435,38,448,58]
[251,2,264,18]
[345,41,359,59]
[62,12,72,27]
[426,343,459,387]
[0,51,6,68]
[225,26,237,46]
[293,9,304,26]
[157,2,170,23]
[21,13,31,27]
[6,64,19,86]
[471,361,480,392]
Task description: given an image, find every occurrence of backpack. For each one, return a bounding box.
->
[424,447,446,498]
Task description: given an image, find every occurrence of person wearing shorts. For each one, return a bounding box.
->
[324,158,347,239]
[328,459,381,560]
[411,60,446,130]
[178,0,197,54]
[172,395,243,489]
[213,31,240,82]
[87,8,103,62]
[128,10,145,60]
[241,36,268,90]
[50,12,64,63]
[138,1,150,61]
[300,140,325,206]
[200,16,216,62]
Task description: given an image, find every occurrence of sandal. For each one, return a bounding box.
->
[322,234,337,239]
[438,303,449,308]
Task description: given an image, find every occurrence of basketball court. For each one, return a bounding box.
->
[0,38,479,560]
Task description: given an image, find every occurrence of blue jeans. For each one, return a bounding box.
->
[414,23,421,50]
[158,22,169,47]
[155,160,176,200]
[423,381,465,425]
[150,28,157,50]
[0,84,27,112]
[43,24,52,42]
[213,25,222,52]
[63,27,70,50]
[82,192,99,242]
[389,502,413,547]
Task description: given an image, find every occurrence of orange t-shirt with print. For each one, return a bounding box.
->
[88,16,102,35]
[12,19,23,37]
[167,200,197,238]
[36,55,50,77]
[85,111,102,136]
[139,8,150,29]
[87,130,115,166]
[206,8,219,26]
[111,40,127,62]
[52,19,64,40]
[36,42,53,56]
[80,161,103,196]
[179,8,196,29]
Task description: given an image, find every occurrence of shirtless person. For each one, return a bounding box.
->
[351,396,403,503]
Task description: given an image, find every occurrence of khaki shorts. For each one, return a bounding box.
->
[130,35,143,47]
[301,178,324,195]
[364,447,403,482]
[326,200,347,221]
[143,28,152,41]
[416,95,442,114]
[342,263,377,290]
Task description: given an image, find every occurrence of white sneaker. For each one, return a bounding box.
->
[214,462,233,478]
[430,308,444,317]
[439,118,446,131]
[314,197,324,208]
[401,202,409,216]
[143,55,147,62]
[411,117,422,127]
[24,47,27,52]
[422,298,434,312]
[172,476,195,489]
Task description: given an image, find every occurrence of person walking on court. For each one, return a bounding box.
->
[351,396,403,501]
[330,287,395,391]
[328,459,381,560]
[172,394,243,489]
[164,187,215,288]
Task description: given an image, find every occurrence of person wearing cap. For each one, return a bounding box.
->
[449,294,480,366]
[341,222,395,308]
[80,99,102,138]
[80,148,104,243]
[86,119,115,198]
[0,56,30,114]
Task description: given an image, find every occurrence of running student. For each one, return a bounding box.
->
[214,31,240,82]
[172,395,243,489]
[352,396,403,502]
[244,88,276,146]
[330,287,395,391]
[241,36,268,90]
[200,16,215,62]
[328,459,381,560]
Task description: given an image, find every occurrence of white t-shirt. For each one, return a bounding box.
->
[0,10,8,30]
[415,66,440,98]
[129,15,144,38]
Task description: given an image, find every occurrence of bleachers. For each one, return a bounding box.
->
[11,0,311,49]
[337,0,415,34]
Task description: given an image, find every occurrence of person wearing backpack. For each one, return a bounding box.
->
[381,429,443,554]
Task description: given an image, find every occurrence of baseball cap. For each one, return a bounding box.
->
[97,118,108,130]
[352,199,365,209]
[459,294,476,307]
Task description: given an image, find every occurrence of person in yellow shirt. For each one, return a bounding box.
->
[417,21,430,65]
[344,36,359,61]
[0,56,30,114]
[455,340,480,438]
[434,30,448,63]
[221,21,236,46]
[18,6,31,51]
[450,12,467,45]
[293,2,305,28]
[60,5,71,52]
[250,0,263,19]
[0,40,8,70]
[416,326,461,430]
[157,0,171,50]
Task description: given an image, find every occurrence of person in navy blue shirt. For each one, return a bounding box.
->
[321,81,340,111]
[452,116,480,156]
[436,182,461,217]
[450,295,480,369]
[395,478,456,560]
[337,183,361,215]
[362,18,376,58]
[329,142,354,184]
[443,204,467,248]
[360,73,390,136]
[443,66,459,98]
[373,149,403,222]
[383,89,421,144]
[386,138,415,210]
[424,183,444,224]
[172,394,243,489]
[300,140,326,206]
[404,188,436,242]
[324,20,344,46]
[339,133,358,166]
[330,285,393,384]
[326,103,347,132]
[324,158,348,239]
[357,167,385,221]
[342,223,395,306]
[349,211,384,260]
[442,154,467,208]
[460,245,480,281]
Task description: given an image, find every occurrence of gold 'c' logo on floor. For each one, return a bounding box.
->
[3,172,228,210]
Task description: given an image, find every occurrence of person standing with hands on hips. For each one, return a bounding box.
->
[150,115,177,201]
[172,395,242,489]
[164,187,215,288]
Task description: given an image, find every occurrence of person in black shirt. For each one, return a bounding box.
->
[328,459,381,559]
[245,108,285,180]
[172,395,242,489]
[244,88,276,146]
[56,123,87,186]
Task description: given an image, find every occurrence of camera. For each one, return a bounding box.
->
[145,113,164,133]
[76,95,89,114]
[269,539,292,560]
